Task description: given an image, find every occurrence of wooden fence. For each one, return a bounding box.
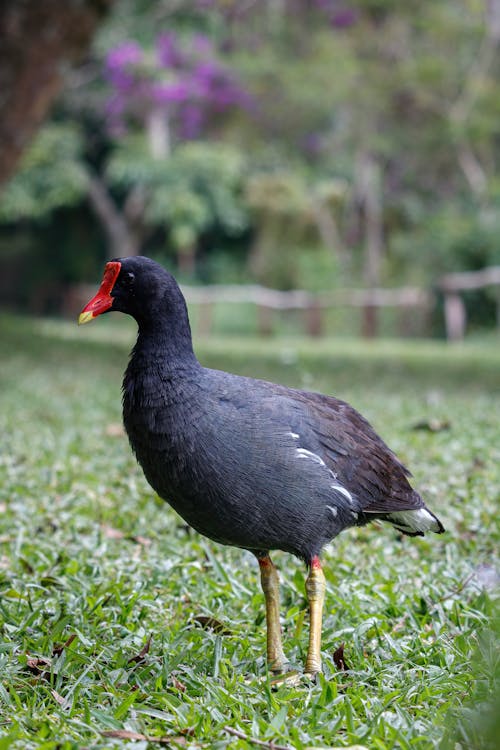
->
[66,265,500,341]
[182,284,432,338]
[437,266,500,341]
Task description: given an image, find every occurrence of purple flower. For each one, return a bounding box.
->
[105,94,128,136]
[179,103,205,139]
[312,1,358,29]
[157,33,185,69]
[105,41,143,92]
[192,34,213,57]
[191,61,218,96]
[105,41,142,73]
[106,94,125,116]
[104,31,251,140]
[331,9,358,29]
[151,80,191,104]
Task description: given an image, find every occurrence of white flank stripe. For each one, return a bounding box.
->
[327,505,338,518]
[289,432,300,440]
[296,448,326,467]
[331,483,354,504]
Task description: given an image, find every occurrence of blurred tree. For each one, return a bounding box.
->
[246,171,345,289]
[0,27,250,269]
[0,125,87,221]
[227,0,500,281]
[1,0,500,331]
[103,33,249,150]
[107,137,248,270]
[88,30,250,264]
[0,0,113,188]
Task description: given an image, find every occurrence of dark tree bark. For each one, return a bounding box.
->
[0,0,113,190]
[87,174,147,258]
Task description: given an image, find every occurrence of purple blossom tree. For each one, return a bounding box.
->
[104,32,249,157]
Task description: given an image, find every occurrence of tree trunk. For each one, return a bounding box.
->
[0,0,113,190]
[177,247,196,276]
[87,174,141,258]
[147,107,171,159]
[357,152,383,338]
[449,0,500,201]
[312,200,348,265]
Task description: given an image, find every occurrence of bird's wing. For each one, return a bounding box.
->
[270,387,425,514]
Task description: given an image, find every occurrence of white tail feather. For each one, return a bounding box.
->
[387,508,441,534]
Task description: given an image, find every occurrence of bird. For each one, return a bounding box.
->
[79,256,444,677]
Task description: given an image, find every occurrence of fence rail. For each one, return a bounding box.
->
[181,283,433,338]
[66,265,500,341]
[437,266,500,341]
[181,284,431,309]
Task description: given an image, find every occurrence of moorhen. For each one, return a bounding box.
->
[79,256,444,676]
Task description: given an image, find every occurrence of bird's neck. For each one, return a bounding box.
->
[124,323,201,410]
[126,300,201,377]
[131,317,200,375]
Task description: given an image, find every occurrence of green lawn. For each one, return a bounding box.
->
[0,314,499,749]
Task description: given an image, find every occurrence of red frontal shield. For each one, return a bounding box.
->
[78,261,121,324]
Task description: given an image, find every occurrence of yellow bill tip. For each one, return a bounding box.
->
[78,310,95,325]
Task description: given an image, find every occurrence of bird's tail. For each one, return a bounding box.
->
[382,507,445,537]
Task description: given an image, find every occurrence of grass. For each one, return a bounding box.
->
[0,313,499,749]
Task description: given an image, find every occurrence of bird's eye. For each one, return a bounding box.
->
[124,271,135,287]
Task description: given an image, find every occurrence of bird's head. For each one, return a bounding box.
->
[78,256,184,327]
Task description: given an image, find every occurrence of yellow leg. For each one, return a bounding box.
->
[258,555,288,673]
[304,556,326,676]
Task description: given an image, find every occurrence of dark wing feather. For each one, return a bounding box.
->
[287,389,425,513]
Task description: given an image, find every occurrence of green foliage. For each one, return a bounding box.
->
[108,138,248,250]
[0,314,498,747]
[390,202,500,285]
[0,125,88,221]
[2,0,500,330]
[246,172,309,217]
[246,171,342,289]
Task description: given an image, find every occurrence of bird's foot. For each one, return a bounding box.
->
[269,668,321,688]
[245,663,299,687]
[302,670,320,683]
[270,672,319,688]
[269,669,302,688]
[269,658,292,675]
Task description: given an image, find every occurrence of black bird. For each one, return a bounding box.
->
[79,256,444,676]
